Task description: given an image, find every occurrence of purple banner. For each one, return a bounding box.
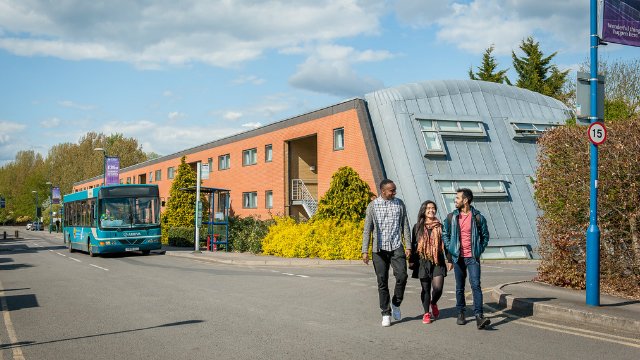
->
[52,187,61,204]
[602,0,640,47]
[105,157,120,186]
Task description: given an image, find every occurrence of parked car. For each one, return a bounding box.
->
[26,222,33,230]
[31,221,43,231]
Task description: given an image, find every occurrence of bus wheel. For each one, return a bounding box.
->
[142,250,150,256]
[89,241,96,257]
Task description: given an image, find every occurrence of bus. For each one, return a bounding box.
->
[63,184,162,256]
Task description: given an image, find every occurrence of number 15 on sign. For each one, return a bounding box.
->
[588,122,606,146]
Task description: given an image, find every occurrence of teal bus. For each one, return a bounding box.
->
[63,184,162,256]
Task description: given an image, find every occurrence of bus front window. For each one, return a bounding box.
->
[99,197,159,228]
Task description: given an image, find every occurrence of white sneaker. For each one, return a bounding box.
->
[391,304,401,320]
[381,315,391,327]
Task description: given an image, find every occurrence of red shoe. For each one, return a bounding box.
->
[422,313,431,324]
[431,304,440,319]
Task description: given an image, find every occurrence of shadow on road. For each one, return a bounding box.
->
[483,296,556,330]
[0,320,205,349]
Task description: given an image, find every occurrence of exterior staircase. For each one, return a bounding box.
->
[291,179,318,218]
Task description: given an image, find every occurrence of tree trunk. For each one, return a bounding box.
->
[630,211,640,272]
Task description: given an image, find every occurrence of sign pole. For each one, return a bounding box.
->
[586,0,601,306]
[195,161,201,252]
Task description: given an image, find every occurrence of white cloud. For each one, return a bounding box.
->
[0,121,26,144]
[289,45,390,97]
[162,90,173,97]
[232,75,265,85]
[167,111,186,121]
[223,111,243,121]
[241,122,262,129]
[0,120,27,162]
[40,117,61,128]
[395,0,589,55]
[58,100,94,110]
[0,0,384,68]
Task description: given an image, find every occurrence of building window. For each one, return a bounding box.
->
[511,122,557,139]
[418,119,486,156]
[265,190,273,209]
[155,170,161,181]
[218,154,230,170]
[167,167,175,180]
[126,177,131,184]
[265,144,273,162]
[333,128,344,150]
[437,180,508,212]
[242,192,257,209]
[207,158,213,172]
[243,148,257,166]
[148,171,153,183]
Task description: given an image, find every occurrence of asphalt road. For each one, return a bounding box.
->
[0,228,638,360]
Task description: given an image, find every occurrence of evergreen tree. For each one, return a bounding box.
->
[314,166,374,223]
[469,45,511,84]
[512,36,569,99]
[161,156,197,243]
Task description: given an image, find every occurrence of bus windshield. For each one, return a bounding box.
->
[99,196,160,229]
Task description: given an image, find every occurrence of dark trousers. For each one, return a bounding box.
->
[372,247,408,316]
[453,257,483,316]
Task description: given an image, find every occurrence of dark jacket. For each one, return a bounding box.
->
[409,223,450,279]
[442,207,490,262]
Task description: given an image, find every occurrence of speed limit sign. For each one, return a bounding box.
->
[588,122,607,145]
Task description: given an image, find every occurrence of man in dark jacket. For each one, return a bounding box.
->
[442,188,491,329]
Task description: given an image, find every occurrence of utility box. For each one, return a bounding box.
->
[576,71,605,120]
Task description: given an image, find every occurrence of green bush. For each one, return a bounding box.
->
[314,166,374,223]
[167,226,207,247]
[228,215,273,253]
[261,217,363,260]
[535,118,640,299]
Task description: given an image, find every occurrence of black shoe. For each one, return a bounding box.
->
[456,312,466,325]
[476,315,490,329]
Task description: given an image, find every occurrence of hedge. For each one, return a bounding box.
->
[535,118,640,299]
[261,217,363,260]
[228,215,273,254]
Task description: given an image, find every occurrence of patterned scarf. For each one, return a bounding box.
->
[417,217,444,264]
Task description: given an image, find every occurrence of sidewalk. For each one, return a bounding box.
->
[492,280,640,333]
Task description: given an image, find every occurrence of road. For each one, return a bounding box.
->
[0,228,638,359]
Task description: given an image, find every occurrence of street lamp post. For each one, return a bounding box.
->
[46,181,53,233]
[94,147,107,186]
[31,190,38,229]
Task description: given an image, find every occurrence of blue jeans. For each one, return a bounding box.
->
[453,257,483,316]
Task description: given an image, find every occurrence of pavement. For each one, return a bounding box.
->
[164,246,640,334]
[3,227,639,335]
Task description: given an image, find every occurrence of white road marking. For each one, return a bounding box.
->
[69,257,81,263]
[0,278,26,360]
[295,275,309,278]
[55,252,66,257]
[282,273,295,276]
[89,264,109,271]
[48,250,53,252]
[484,303,640,349]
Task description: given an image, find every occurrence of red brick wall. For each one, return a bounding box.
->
[73,107,376,218]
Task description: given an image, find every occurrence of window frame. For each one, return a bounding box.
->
[265,190,273,209]
[265,144,273,163]
[510,122,558,139]
[167,167,175,180]
[333,127,345,151]
[242,191,258,209]
[218,154,230,170]
[436,180,508,212]
[155,169,161,181]
[242,148,258,166]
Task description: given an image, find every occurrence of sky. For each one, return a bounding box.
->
[1,0,638,165]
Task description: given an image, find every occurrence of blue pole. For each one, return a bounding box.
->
[586,0,600,306]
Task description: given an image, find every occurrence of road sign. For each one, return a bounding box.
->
[588,122,607,145]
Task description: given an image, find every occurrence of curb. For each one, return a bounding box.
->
[491,281,640,333]
[165,251,363,267]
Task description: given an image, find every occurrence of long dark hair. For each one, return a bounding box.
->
[416,200,437,239]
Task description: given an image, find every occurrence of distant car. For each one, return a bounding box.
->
[31,221,43,231]
[26,222,33,230]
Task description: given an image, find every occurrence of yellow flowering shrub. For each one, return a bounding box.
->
[262,217,364,260]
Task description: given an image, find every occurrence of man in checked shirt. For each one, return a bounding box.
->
[362,179,412,327]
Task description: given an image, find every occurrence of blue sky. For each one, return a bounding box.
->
[1,0,638,164]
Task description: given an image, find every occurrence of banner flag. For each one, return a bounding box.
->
[105,157,120,186]
[601,0,640,47]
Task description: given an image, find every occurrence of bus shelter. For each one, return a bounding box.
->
[180,186,231,252]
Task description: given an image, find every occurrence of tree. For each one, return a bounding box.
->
[314,166,374,223]
[512,36,569,100]
[161,156,197,243]
[469,45,511,84]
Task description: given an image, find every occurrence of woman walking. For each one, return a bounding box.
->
[410,200,453,324]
